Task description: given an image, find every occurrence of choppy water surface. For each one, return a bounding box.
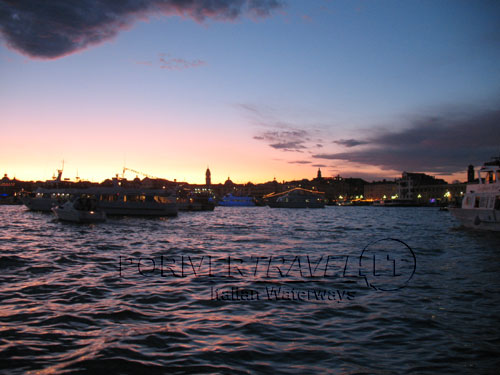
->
[1,206,499,374]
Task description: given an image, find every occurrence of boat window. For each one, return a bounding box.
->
[100,194,116,201]
[154,196,169,204]
[479,196,488,208]
[475,197,480,208]
[487,172,494,183]
[495,196,500,210]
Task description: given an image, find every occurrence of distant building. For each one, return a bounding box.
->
[412,183,465,204]
[206,167,211,187]
[397,172,447,200]
[317,168,322,179]
[364,181,397,200]
[224,177,235,193]
[245,178,282,197]
[0,174,36,204]
[392,171,465,204]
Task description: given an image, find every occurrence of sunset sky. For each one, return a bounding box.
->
[1,0,499,184]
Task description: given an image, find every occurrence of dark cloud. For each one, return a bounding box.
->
[241,102,331,154]
[311,164,327,168]
[254,129,308,152]
[270,141,305,150]
[333,138,369,147]
[288,160,311,164]
[314,108,500,173]
[0,0,282,59]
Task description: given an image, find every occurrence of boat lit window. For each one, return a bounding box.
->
[154,196,168,204]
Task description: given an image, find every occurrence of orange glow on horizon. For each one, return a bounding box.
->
[1,112,468,185]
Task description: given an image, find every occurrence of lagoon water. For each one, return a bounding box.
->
[1,205,499,374]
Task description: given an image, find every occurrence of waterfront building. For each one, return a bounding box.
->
[397,172,447,200]
[364,181,397,200]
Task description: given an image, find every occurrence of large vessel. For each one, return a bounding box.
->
[92,187,177,216]
[265,188,325,208]
[23,186,177,217]
[449,158,500,231]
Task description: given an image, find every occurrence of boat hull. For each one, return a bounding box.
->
[23,197,58,212]
[52,207,106,223]
[449,207,500,231]
[218,195,255,207]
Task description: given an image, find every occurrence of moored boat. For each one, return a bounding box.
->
[24,186,177,216]
[265,188,325,208]
[176,188,215,211]
[449,157,500,231]
[218,194,255,207]
[22,189,72,211]
[93,187,177,216]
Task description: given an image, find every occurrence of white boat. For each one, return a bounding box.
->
[94,187,177,216]
[22,189,72,211]
[449,158,500,231]
[218,194,255,207]
[266,188,325,208]
[24,186,177,217]
[52,197,106,223]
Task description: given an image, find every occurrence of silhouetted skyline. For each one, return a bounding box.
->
[1,0,499,183]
